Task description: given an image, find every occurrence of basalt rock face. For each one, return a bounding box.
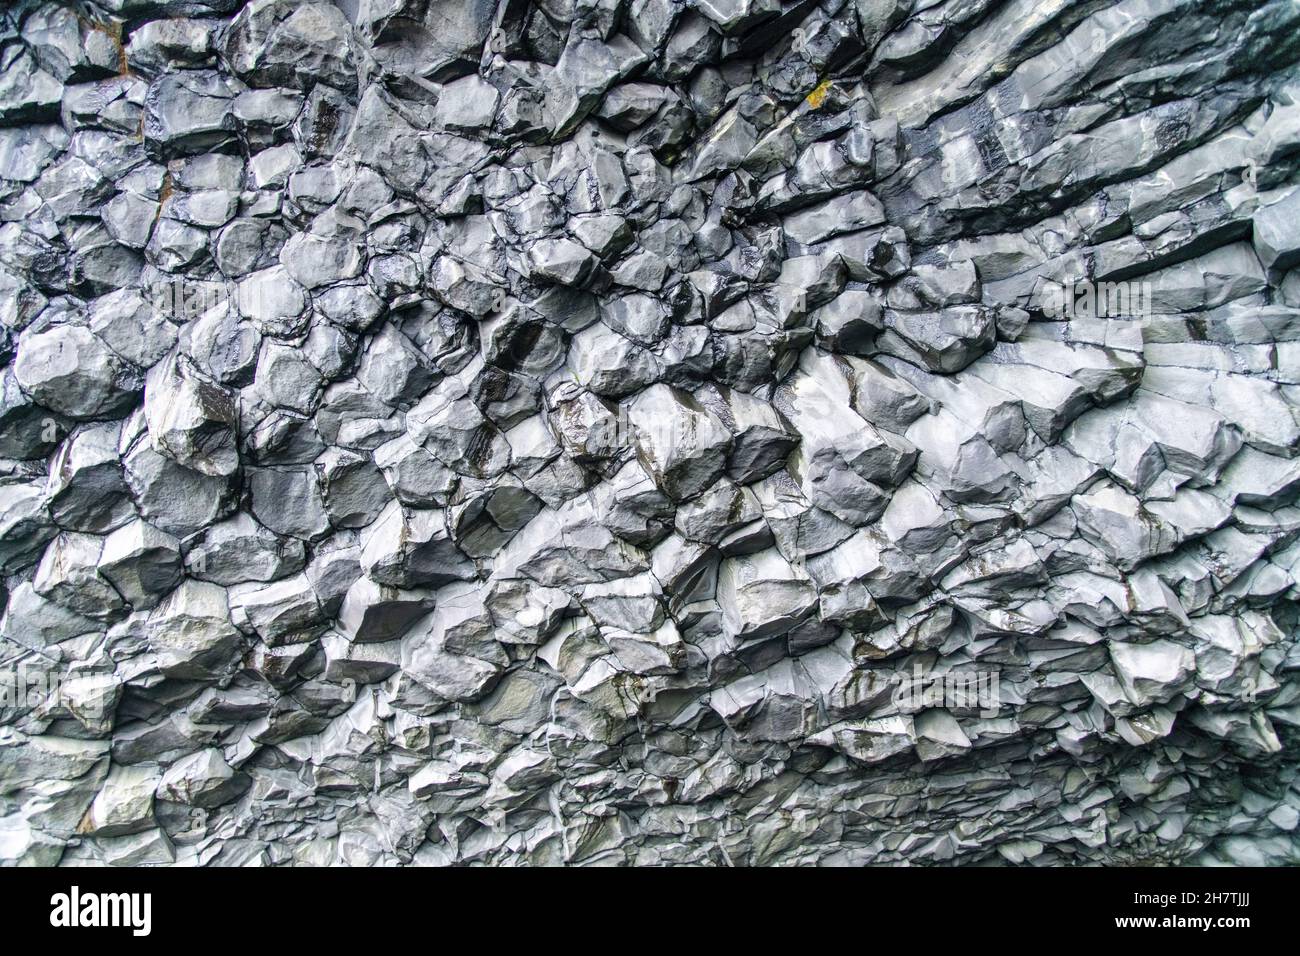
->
[2,0,1300,868]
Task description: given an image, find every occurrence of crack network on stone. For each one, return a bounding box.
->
[1,0,1299,866]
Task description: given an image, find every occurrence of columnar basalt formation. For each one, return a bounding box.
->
[2,0,1300,866]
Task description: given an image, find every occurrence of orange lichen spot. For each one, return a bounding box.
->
[806,79,833,109]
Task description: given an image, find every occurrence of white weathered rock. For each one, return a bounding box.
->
[717,548,818,642]
[627,383,732,502]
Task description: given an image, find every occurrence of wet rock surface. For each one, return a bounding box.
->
[2,0,1300,866]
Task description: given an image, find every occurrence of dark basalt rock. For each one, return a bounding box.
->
[1,0,1299,868]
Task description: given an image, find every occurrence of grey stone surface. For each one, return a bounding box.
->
[1,0,1300,868]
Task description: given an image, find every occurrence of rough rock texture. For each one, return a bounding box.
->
[2,0,1300,867]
